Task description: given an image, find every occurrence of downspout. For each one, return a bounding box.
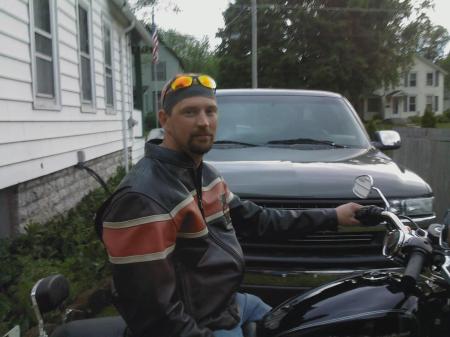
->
[120,19,135,172]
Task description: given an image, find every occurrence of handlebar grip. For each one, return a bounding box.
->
[355,205,384,226]
[402,249,426,289]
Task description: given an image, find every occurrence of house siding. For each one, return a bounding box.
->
[0,0,142,235]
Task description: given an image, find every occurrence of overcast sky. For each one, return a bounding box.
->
[138,0,450,53]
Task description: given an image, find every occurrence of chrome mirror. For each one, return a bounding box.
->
[353,175,374,199]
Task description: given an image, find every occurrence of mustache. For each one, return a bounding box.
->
[191,132,214,137]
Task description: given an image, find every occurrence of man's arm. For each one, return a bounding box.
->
[228,191,361,238]
[102,192,213,337]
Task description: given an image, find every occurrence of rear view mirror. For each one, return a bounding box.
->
[373,130,401,150]
[353,175,374,199]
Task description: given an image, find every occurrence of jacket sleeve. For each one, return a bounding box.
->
[102,192,213,337]
[227,190,338,239]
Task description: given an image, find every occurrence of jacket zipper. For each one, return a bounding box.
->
[174,260,194,314]
[192,166,245,269]
[208,228,245,269]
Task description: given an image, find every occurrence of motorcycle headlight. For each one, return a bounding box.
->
[388,197,434,216]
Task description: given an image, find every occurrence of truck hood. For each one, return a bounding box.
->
[204,146,432,199]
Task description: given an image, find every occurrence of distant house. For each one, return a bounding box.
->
[0,0,153,237]
[362,55,448,120]
[134,37,184,129]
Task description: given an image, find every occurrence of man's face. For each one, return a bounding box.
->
[160,96,218,161]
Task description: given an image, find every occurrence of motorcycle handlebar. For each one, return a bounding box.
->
[402,249,426,289]
[355,205,385,226]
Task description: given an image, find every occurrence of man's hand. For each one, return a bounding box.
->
[336,202,363,226]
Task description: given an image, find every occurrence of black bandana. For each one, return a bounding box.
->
[162,85,216,112]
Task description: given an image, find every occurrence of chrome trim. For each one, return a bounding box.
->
[246,267,403,277]
[441,255,450,284]
[31,278,48,337]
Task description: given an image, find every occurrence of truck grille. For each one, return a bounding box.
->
[239,197,392,269]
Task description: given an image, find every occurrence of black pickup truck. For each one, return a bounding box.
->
[148,89,435,304]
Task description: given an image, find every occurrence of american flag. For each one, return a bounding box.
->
[152,27,159,64]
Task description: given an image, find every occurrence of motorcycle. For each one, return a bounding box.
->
[29,175,450,337]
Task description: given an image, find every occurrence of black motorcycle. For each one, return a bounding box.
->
[30,175,450,337]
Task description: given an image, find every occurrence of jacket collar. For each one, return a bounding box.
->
[145,141,197,169]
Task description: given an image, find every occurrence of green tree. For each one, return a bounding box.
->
[216,0,433,108]
[421,106,436,128]
[438,52,450,92]
[416,20,450,62]
[159,29,219,78]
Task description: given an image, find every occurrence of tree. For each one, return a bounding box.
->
[416,20,450,62]
[421,106,436,127]
[437,52,450,92]
[216,0,434,108]
[159,29,219,78]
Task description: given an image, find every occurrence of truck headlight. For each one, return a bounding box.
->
[388,197,434,216]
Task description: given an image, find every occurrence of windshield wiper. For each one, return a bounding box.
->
[266,138,348,148]
[214,140,258,147]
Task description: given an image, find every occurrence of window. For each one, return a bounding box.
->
[409,96,416,112]
[426,95,433,112]
[434,96,439,112]
[77,2,95,108]
[409,72,416,87]
[30,0,60,109]
[426,72,433,86]
[103,22,114,109]
[152,61,167,81]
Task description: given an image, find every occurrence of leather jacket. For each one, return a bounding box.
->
[98,142,338,337]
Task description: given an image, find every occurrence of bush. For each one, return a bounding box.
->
[0,167,125,334]
[421,107,436,128]
[408,115,421,124]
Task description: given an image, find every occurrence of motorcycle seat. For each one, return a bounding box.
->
[50,316,126,337]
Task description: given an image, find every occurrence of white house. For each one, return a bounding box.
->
[363,55,448,120]
[0,0,152,237]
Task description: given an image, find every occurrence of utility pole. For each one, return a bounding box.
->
[251,0,257,88]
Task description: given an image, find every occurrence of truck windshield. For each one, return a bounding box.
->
[216,94,370,148]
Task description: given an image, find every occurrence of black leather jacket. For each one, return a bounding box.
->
[98,142,337,337]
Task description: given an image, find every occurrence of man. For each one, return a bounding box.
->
[98,73,362,337]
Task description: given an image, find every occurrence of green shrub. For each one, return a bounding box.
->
[421,107,436,128]
[408,115,421,124]
[0,167,125,334]
[436,114,450,123]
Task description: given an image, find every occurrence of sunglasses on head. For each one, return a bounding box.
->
[162,75,217,105]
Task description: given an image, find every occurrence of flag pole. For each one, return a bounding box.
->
[152,8,159,127]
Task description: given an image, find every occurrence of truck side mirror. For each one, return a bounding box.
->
[372,130,401,150]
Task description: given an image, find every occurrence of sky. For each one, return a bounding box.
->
[139,0,450,53]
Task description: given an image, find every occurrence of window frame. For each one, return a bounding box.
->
[408,96,416,112]
[102,17,115,114]
[409,72,417,87]
[426,95,433,112]
[29,0,61,110]
[76,0,96,113]
[426,72,433,86]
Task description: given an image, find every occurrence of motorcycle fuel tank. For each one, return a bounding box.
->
[261,272,425,337]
